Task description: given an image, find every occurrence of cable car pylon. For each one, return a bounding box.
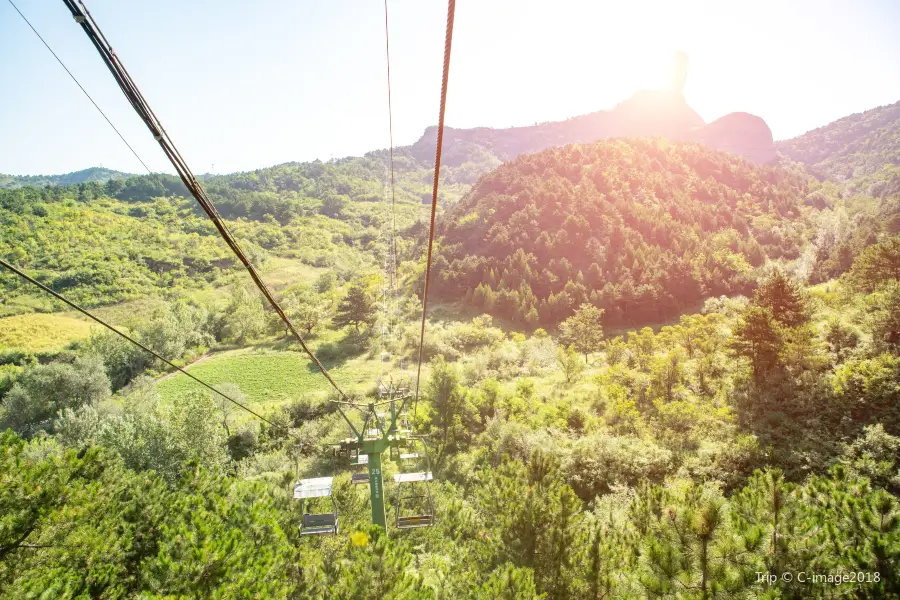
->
[333,382,420,529]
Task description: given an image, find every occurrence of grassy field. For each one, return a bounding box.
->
[0,312,96,352]
[156,347,394,408]
[260,257,327,290]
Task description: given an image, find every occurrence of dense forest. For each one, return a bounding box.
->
[2,98,899,598]
[434,138,894,326]
[777,100,900,183]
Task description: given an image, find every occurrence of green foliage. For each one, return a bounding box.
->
[731,306,782,380]
[0,431,294,598]
[426,357,476,459]
[0,355,110,436]
[55,382,230,483]
[221,284,267,344]
[845,238,900,292]
[752,269,810,327]
[283,283,325,336]
[866,280,900,354]
[564,433,672,501]
[777,100,900,181]
[841,424,900,493]
[555,345,584,383]
[559,303,604,363]
[831,353,900,434]
[437,138,815,326]
[333,280,377,333]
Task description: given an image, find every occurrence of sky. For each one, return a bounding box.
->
[2,0,899,176]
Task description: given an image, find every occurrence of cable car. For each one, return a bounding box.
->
[393,439,435,529]
[294,476,339,536]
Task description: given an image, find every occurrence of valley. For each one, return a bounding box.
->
[2,88,899,597]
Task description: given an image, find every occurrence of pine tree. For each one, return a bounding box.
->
[333,281,376,333]
[753,270,809,328]
[731,306,783,380]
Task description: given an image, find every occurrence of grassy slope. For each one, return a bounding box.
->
[156,347,393,406]
[0,313,96,353]
[0,257,326,354]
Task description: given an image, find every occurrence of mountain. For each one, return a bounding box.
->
[681,112,776,164]
[0,167,131,190]
[410,90,777,172]
[776,100,900,181]
[434,138,813,326]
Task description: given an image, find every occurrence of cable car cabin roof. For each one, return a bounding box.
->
[394,472,433,483]
[294,476,334,499]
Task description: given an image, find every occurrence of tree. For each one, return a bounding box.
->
[0,431,103,563]
[284,284,324,336]
[139,301,213,361]
[0,430,295,598]
[559,303,605,363]
[333,281,376,333]
[845,238,900,292]
[478,564,541,600]
[627,327,657,370]
[866,280,900,354]
[556,345,584,384]
[753,269,809,327]
[320,193,348,217]
[603,336,627,366]
[426,357,472,458]
[0,355,110,436]
[221,284,266,344]
[824,318,860,363]
[841,424,900,493]
[731,306,782,380]
[212,383,245,437]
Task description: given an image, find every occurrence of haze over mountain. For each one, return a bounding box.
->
[3,87,780,190]
[411,89,777,169]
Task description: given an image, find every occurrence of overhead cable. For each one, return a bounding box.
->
[5,0,153,174]
[0,258,282,429]
[61,0,349,401]
[413,0,456,420]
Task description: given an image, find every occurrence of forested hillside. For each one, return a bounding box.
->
[777,100,900,183]
[0,167,130,190]
[435,138,821,326]
[0,151,458,316]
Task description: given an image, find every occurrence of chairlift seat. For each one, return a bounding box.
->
[399,453,419,460]
[394,472,433,483]
[294,477,338,536]
[351,473,370,485]
[397,515,434,529]
[352,454,369,466]
[300,513,339,536]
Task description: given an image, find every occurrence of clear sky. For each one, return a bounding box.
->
[2,0,899,176]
